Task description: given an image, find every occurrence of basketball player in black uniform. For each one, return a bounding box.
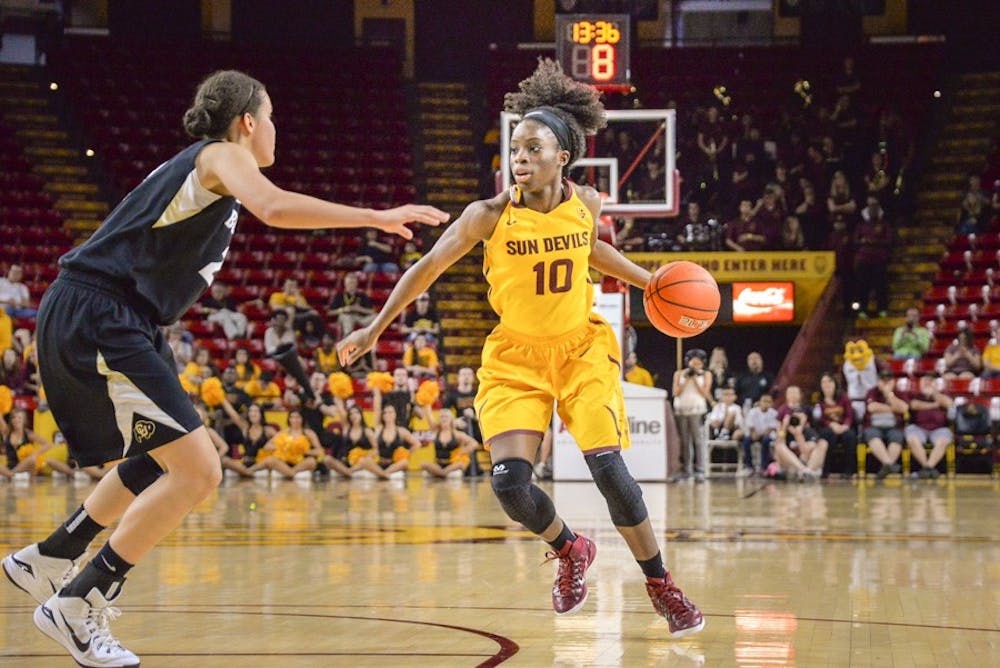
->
[1,70,447,667]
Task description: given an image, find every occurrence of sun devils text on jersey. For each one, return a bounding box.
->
[482,182,594,338]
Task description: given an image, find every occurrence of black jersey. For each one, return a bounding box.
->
[60,140,240,325]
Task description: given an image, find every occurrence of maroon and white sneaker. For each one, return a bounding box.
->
[544,534,596,615]
[646,573,706,638]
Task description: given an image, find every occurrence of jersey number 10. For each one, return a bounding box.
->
[533,259,573,295]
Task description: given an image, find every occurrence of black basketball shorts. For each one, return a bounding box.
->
[36,272,202,467]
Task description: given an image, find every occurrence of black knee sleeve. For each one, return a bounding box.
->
[585,451,648,527]
[490,458,556,534]
[117,454,165,496]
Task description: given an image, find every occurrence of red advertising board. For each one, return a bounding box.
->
[732,282,795,322]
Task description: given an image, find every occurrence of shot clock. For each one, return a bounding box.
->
[555,14,630,88]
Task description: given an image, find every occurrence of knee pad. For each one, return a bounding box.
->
[116,454,165,496]
[490,458,555,534]
[585,451,648,527]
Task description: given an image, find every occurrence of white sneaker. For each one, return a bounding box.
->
[14,471,31,481]
[253,469,270,479]
[51,471,68,481]
[292,470,312,481]
[388,470,406,480]
[445,469,464,479]
[74,471,94,482]
[735,466,755,478]
[35,587,139,668]
[3,544,78,604]
[223,469,239,480]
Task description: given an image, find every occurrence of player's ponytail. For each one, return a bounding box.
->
[503,58,607,167]
[183,70,265,139]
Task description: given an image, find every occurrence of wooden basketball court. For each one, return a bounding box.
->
[2,475,998,666]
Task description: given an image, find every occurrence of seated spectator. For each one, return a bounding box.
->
[1,348,27,394]
[892,308,931,360]
[735,352,774,407]
[402,292,440,343]
[253,408,324,480]
[403,334,440,378]
[357,229,399,274]
[943,330,982,379]
[218,400,275,466]
[957,174,989,235]
[740,393,778,476]
[330,273,375,336]
[864,151,892,201]
[420,409,480,479]
[617,218,648,252]
[864,370,908,479]
[0,264,36,318]
[780,215,806,250]
[372,403,422,478]
[624,351,654,386]
[263,310,297,356]
[696,105,729,184]
[399,241,423,271]
[244,370,282,409]
[200,281,249,340]
[215,365,252,439]
[313,332,340,374]
[834,55,861,99]
[725,200,774,252]
[268,278,324,341]
[707,346,733,398]
[632,158,667,202]
[165,322,193,372]
[444,366,482,444]
[981,334,1000,379]
[328,401,379,479]
[707,387,743,441]
[904,373,953,479]
[182,347,217,392]
[813,372,856,478]
[773,385,826,481]
[751,186,785,247]
[1,408,61,480]
[231,347,261,389]
[852,195,892,318]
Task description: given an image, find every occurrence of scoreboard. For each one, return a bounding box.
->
[555,14,630,88]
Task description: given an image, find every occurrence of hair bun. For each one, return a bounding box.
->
[183,106,214,138]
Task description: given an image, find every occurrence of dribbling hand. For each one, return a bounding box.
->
[337,326,378,367]
[375,205,450,240]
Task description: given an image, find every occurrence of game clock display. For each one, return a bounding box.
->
[556,14,630,87]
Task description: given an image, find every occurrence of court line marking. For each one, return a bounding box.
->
[3,603,995,636]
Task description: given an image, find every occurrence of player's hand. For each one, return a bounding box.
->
[375,205,450,240]
[337,326,379,367]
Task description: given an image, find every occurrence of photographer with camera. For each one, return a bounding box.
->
[671,349,713,482]
[773,385,827,481]
[891,307,931,360]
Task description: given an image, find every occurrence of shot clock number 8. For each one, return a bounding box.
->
[556,14,630,87]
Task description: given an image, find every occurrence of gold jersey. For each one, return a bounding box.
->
[482,183,595,338]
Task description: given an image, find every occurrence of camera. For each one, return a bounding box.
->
[686,368,697,377]
[788,415,802,427]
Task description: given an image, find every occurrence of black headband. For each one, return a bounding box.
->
[522,107,572,156]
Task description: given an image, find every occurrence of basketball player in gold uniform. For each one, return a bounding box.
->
[339,60,704,636]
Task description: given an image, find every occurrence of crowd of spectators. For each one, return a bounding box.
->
[593,57,924,318]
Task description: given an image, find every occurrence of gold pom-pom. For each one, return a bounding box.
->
[415,379,440,407]
[0,385,12,415]
[328,372,354,399]
[200,376,225,407]
[366,372,395,393]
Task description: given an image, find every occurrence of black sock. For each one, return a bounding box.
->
[637,552,667,579]
[61,543,133,599]
[37,506,105,561]
[547,524,576,552]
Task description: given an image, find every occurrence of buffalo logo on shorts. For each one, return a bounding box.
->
[134,420,157,443]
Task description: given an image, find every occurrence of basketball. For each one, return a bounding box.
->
[643,261,720,338]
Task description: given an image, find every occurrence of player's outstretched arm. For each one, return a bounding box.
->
[338,198,501,366]
[199,142,449,239]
